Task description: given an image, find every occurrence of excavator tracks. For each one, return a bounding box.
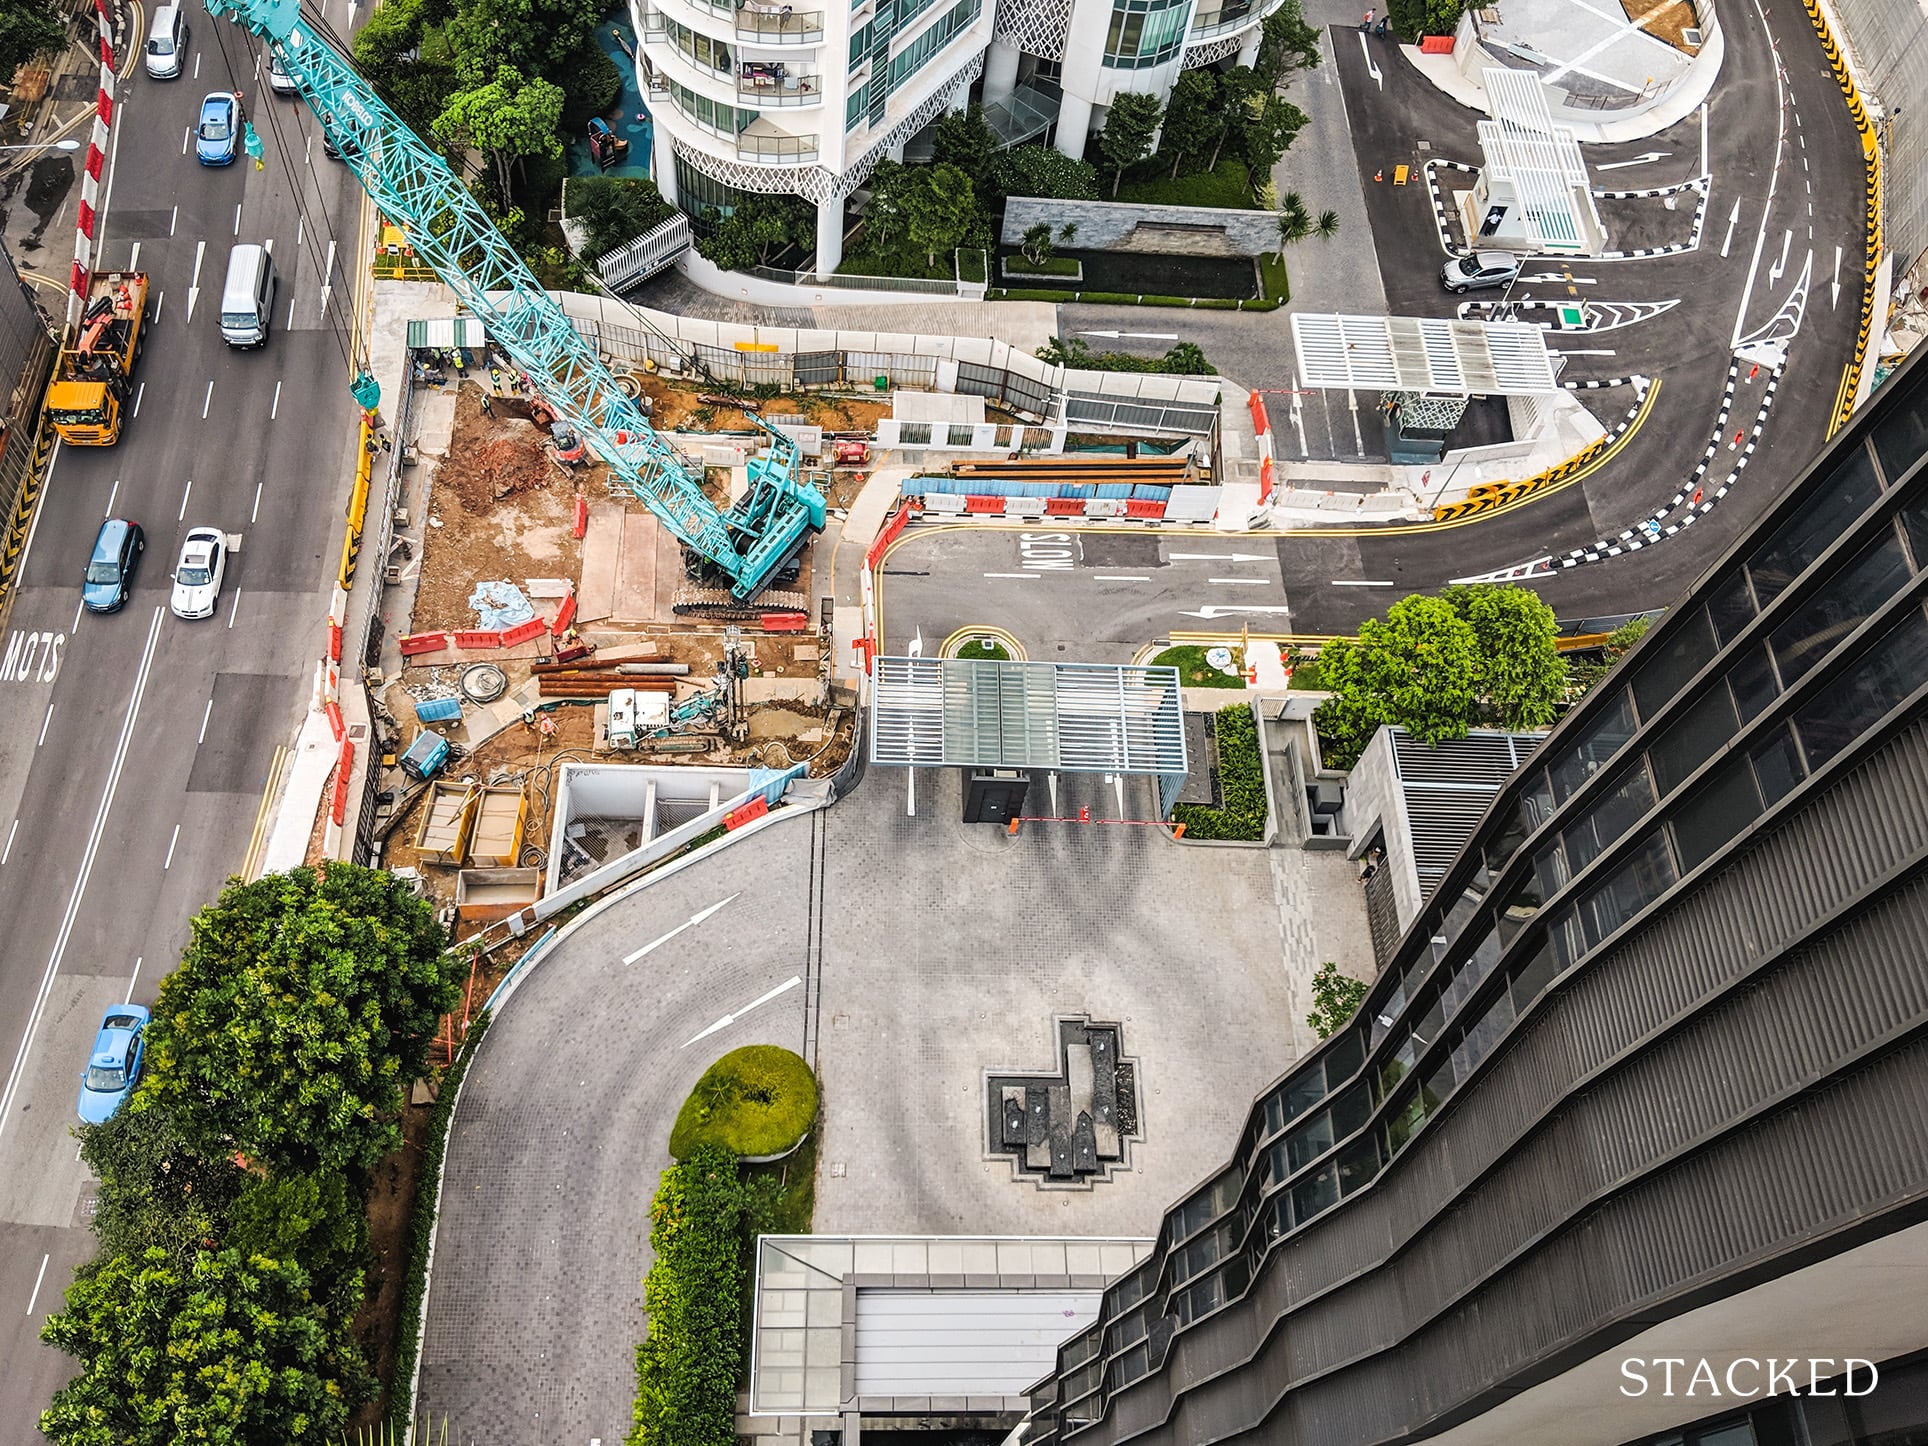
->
[672,586,812,619]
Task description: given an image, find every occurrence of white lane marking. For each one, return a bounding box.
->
[152,291,163,324]
[128,241,140,272]
[296,215,304,246]
[623,893,741,964]
[187,240,205,322]
[983,572,1040,579]
[132,381,145,417]
[1721,198,1742,258]
[286,292,296,328]
[252,482,263,522]
[1731,15,1788,350]
[1170,551,1269,562]
[1093,575,1150,582]
[227,590,240,628]
[201,381,213,420]
[1331,579,1396,586]
[178,476,193,519]
[682,974,803,1048]
[37,704,53,746]
[1554,348,1619,356]
[233,203,241,236]
[26,1253,49,1315]
[1832,244,1843,309]
[163,823,180,868]
[182,126,190,155]
[71,600,83,633]
[1,819,16,864]
[126,956,142,998]
[1178,605,1294,619]
[169,204,177,236]
[198,697,212,744]
[194,50,200,77]
[104,477,119,517]
[271,380,282,419]
[1208,577,1270,586]
[0,607,165,1145]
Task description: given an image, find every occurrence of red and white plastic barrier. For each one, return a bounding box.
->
[1248,391,1276,504]
[67,0,117,327]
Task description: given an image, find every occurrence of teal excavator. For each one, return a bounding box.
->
[206,0,825,610]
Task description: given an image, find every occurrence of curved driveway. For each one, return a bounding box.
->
[416,812,819,1441]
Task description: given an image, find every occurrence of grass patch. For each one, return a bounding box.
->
[1288,653,1325,690]
[1259,252,1290,303]
[955,636,1011,661]
[670,1045,819,1159]
[1151,644,1246,688]
[1115,157,1261,211]
[835,249,952,282]
[1005,255,1082,277]
[956,248,988,284]
[1174,704,1268,841]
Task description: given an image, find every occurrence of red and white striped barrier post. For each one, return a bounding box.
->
[68,0,117,328]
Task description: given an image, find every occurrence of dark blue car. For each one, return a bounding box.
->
[82,517,143,613]
[78,1004,149,1124]
[197,91,238,165]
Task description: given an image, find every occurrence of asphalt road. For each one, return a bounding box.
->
[0,17,365,1433]
[899,0,1869,646]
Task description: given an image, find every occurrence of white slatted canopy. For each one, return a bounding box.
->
[1291,314,1559,396]
[1478,69,1599,253]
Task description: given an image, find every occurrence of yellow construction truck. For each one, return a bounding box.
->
[45,271,149,445]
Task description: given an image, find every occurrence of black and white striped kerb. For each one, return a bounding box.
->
[1595,178,1710,260]
[1554,363,1783,569]
[1423,159,1480,255]
[1564,376,1638,391]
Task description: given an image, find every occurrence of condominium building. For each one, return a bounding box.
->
[1020,348,1928,1446]
[631,0,1289,271]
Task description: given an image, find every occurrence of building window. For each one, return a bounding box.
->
[1768,529,1910,686]
[1103,0,1192,67]
[673,157,756,231]
[661,16,733,74]
[890,0,981,87]
[1746,444,1882,606]
[1792,606,1928,769]
[664,78,755,138]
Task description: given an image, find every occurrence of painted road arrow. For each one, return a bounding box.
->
[622,892,740,964]
[185,239,205,323]
[1079,330,1180,341]
[683,975,803,1048]
[1178,605,1294,620]
[1594,151,1670,171]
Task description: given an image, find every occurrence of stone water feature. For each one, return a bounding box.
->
[986,1017,1142,1187]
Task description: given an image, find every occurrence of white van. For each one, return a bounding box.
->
[144,4,186,79]
[219,244,277,349]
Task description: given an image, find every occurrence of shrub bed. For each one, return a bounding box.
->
[1174,704,1268,841]
[669,1045,820,1159]
[1151,644,1245,688]
[629,1145,748,1446]
[387,1009,492,1431]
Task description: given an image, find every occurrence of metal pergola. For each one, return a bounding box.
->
[870,658,1191,816]
[1478,69,1601,254]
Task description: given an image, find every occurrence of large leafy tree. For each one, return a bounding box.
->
[1236,90,1310,180]
[1097,92,1164,197]
[1314,593,1482,766]
[432,64,565,195]
[902,162,981,268]
[1255,0,1323,88]
[79,1096,243,1271]
[140,864,455,1175]
[570,175,676,259]
[0,0,67,81]
[931,104,1001,201]
[445,0,602,86]
[40,1248,369,1446]
[1445,584,1568,729]
[1158,70,1225,180]
[696,193,813,270]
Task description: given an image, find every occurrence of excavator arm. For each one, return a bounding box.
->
[204,0,825,600]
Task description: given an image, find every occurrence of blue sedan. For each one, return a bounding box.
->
[196,91,238,165]
[78,1004,149,1124]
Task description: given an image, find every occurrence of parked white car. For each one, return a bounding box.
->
[169,527,226,620]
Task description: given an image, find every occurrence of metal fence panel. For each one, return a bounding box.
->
[845,352,938,388]
[795,349,840,386]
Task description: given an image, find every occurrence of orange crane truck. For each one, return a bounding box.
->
[45,271,149,446]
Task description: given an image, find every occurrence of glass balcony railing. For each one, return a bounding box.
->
[738,65,823,104]
[737,131,818,160]
[735,4,825,41]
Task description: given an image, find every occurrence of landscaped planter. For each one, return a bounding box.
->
[1000,256,1084,283]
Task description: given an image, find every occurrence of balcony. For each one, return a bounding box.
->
[735,4,825,43]
[737,62,823,105]
[737,127,819,161]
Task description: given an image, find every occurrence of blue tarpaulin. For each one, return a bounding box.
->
[469,581,536,630]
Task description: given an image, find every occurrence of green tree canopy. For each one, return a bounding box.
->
[1306,962,1369,1039]
[1158,70,1225,180]
[40,1247,369,1446]
[139,864,455,1175]
[79,1096,244,1271]
[1098,92,1164,197]
[901,162,981,266]
[432,64,565,194]
[445,0,602,86]
[1313,593,1483,766]
[1387,0,1465,39]
[1255,0,1323,87]
[696,193,814,270]
[0,0,70,80]
[1444,584,1568,730]
[931,104,1001,199]
[568,175,676,259]
[1236,91,1310,179]
[995,145,1101,200]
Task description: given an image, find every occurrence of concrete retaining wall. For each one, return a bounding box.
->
[1001,197,1278,258]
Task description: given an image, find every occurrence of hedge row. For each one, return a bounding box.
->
[629,1144,748,1446]
[387,1008,493,1432]
[1174,704,1268,841]
[987,288,1280,311]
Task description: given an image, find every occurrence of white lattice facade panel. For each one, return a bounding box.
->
[672,140,842,201]
[993,0,1072,59]
[1182,33,1244,66]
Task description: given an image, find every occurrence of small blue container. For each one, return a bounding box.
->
[414,696,463,724]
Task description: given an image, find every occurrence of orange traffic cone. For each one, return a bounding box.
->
[1374,168,1384,182]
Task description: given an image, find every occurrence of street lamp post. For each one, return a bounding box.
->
[0,139,81,152]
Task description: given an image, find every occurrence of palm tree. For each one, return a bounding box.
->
[1275,191,1313,261]
[1315,208,1341,239]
